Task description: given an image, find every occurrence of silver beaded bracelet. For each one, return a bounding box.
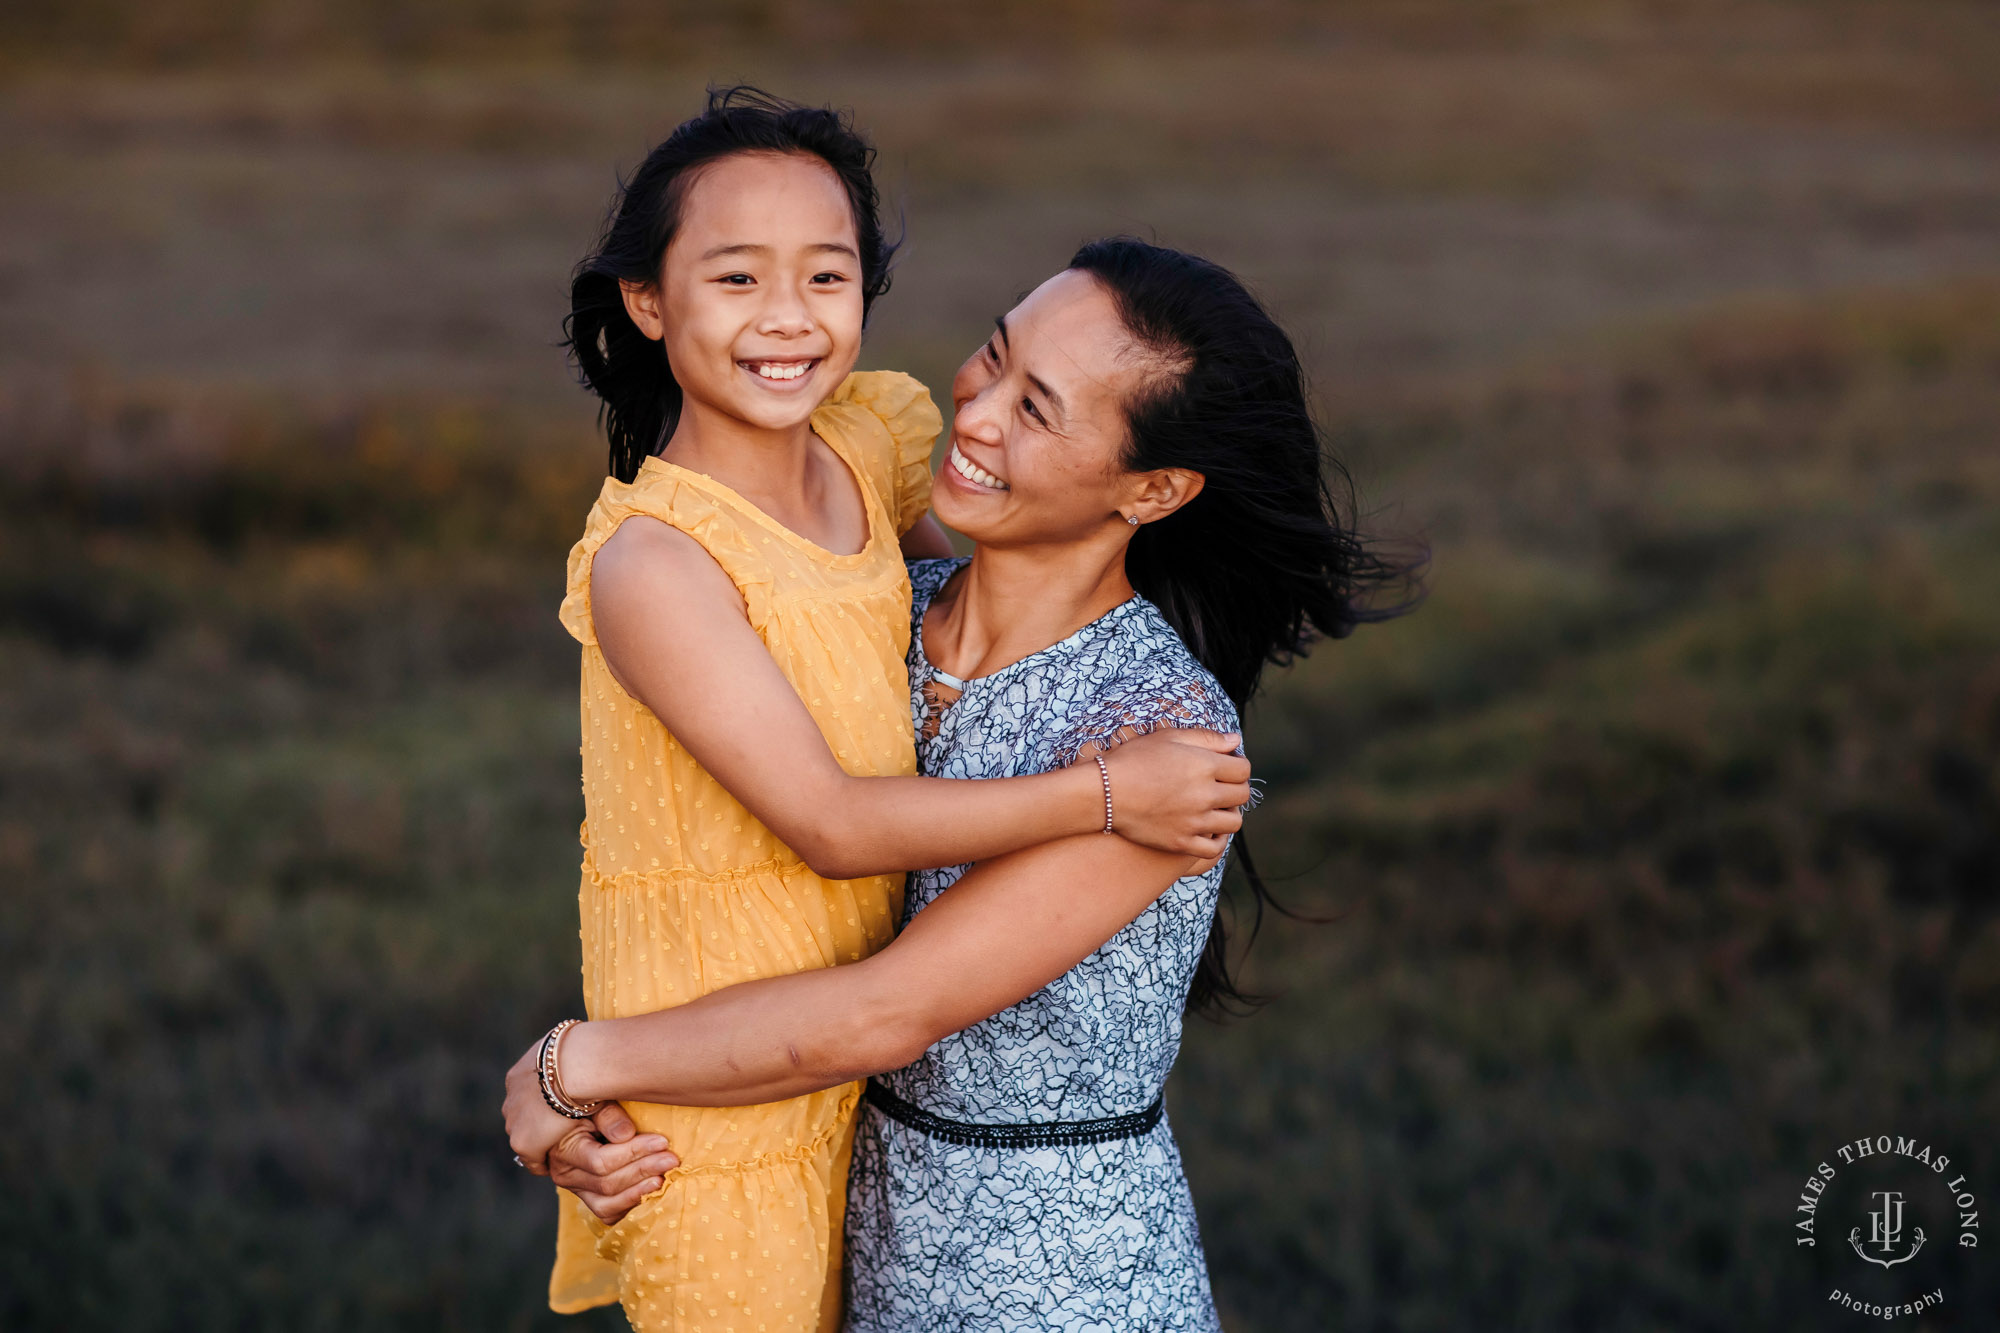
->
[538,1018,606,1119]
[1092,752,1115,834]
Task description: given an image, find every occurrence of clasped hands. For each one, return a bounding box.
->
[503,1040,678,1225]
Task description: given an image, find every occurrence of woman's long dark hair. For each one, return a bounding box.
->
[1069,236,1427,1018]
[563,87,898,483]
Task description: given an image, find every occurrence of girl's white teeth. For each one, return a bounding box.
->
[748,360,814,381]
[949,443,1008,491]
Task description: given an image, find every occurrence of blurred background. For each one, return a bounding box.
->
[2,2,1996,1329]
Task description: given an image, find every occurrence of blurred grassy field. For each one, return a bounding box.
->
[3,3,1997,1330]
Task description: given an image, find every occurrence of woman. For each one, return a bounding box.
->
[536,91,1250,1332]
[511,238,1417,1329]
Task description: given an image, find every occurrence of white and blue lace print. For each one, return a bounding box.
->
[842,557,1236,1333]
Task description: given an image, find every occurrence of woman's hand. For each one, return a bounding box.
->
[1096,727,1250,858]
[502,1040,678,1192]
[503,1040,585,1174]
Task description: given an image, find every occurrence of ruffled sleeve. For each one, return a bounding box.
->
[823,370,942,536]
[1048,656,1243,770]
[558,467,776,646]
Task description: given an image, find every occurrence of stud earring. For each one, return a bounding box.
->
[1124,514,1140,526]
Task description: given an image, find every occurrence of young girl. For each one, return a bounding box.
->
[535,92,1248,1332]
[511,238,1419,1329]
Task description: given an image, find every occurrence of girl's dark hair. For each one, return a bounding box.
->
[564,87,897,483]
[1068,236,1427,1018]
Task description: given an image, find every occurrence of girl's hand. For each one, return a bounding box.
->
[547,1103,682,1225]
[1096,727,1250,859]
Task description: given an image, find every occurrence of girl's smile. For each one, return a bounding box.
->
[740,352,824,394]
[739,355,823,389]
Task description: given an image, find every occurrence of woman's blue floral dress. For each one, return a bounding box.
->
[842,557,1235,1333]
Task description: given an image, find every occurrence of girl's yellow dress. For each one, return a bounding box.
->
[549,371,940,1332]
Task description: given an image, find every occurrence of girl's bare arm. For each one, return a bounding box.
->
[590,516,1247,878]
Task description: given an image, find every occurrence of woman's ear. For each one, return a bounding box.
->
[1128,468,1206,524]
[619,279,666,341]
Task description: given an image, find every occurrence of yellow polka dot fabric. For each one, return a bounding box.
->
[547,372,940,1332]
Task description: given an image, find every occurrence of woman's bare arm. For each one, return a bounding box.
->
[554,829,1205,1109]
[590,516,1246,878]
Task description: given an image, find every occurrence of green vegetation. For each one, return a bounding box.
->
[0,398,621,1329]
[5,285,1992,1329]
[1181,287,2000,1330]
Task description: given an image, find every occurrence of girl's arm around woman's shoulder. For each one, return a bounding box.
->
[588,515,1248,879]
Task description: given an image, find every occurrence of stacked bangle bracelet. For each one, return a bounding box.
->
[1092,752,1115,834]
[537,1018,605,1119]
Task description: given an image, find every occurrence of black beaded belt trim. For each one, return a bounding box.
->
[863,1078,1164,1148]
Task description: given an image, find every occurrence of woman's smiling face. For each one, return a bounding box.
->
[621,150,865,436]
[935,269,1173,548]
